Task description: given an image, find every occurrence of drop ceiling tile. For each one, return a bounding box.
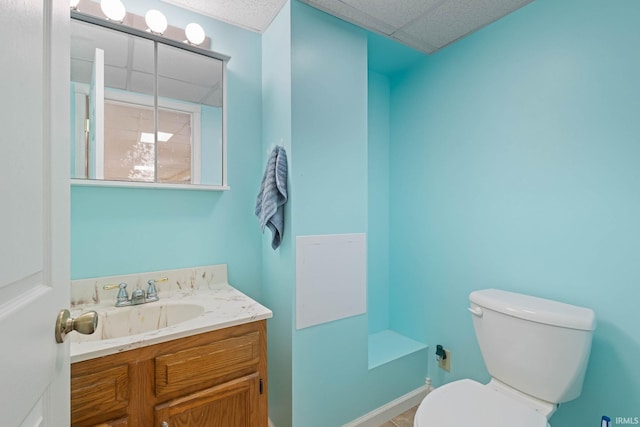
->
[340,0,443,29]
[399,0,533,51]
[300,0,396,35]
[158,0,535,55]
[160,0,287,33]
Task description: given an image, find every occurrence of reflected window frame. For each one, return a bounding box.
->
[72,84,201,183]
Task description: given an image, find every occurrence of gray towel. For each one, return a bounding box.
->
[255,145,288,249]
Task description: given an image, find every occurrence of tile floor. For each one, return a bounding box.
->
[378,405,418,427]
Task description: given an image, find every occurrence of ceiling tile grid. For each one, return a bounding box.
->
[301,0,534,54]
[340,0,443,29]
[298,0,397,35]
[399,0,534,51]
[157,0,535,54]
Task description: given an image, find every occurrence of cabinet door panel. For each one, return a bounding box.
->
[155,373,259,427]
[71,364,129,426]
[155,331,260,397]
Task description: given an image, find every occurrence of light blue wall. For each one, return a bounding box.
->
[388,0,640,425]
[259,4,429,426]
[368,70,390,334]
[289,3,426,426]
[261,2,294,426]
[290,2,367,424]
[290,3,368,236]
[70,0,264,300]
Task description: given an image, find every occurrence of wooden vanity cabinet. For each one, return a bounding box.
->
[71,320,267,427]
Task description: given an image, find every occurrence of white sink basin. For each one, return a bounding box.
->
[71,303,204,342]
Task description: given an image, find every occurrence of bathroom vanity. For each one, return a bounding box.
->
[71,320,266,426]
[69,265,272,427]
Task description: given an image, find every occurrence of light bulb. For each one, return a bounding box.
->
[185,23,205,45]
[145,9,168,35]
[70,0,80,9]
[100,0,126,22]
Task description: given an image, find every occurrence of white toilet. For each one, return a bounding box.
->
[414,289,596,427]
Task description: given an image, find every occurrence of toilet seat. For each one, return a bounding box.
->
[414,379,550,427]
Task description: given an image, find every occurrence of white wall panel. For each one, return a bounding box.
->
[296,233,367,330]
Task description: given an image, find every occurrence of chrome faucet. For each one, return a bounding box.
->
[103,277,168,307]
[130,288,146,305]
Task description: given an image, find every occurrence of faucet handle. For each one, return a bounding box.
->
[103,283,129,305]
[146,277,167,302]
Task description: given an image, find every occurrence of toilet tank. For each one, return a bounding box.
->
[469,289,596,404]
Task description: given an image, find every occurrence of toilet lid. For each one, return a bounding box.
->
[415,379,549,427]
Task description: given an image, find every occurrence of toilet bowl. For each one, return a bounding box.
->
[414,289,596,427]
[414,380,549,427]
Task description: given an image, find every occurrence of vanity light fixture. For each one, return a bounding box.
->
[100,0,126,22]
[145,9,168,35]
[71,1,211,50]
[185,23,206,46]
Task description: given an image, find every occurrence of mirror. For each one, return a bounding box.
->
[70,14,228,188]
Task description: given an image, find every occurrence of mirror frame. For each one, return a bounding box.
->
[70,11,231,191]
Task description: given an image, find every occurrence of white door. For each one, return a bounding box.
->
[0,0,70,426]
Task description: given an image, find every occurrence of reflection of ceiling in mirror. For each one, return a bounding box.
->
[158,44,222,107]
[103,102,192,184]
[70,19,223,107]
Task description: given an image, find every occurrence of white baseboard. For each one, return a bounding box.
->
[341,384,432,427]
[267,385,432,427]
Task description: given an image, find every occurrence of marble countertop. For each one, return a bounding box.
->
[70,265,272,363]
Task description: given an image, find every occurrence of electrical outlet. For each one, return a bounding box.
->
[438,349,451,372]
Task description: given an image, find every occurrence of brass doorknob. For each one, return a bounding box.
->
[55,309,98,343]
